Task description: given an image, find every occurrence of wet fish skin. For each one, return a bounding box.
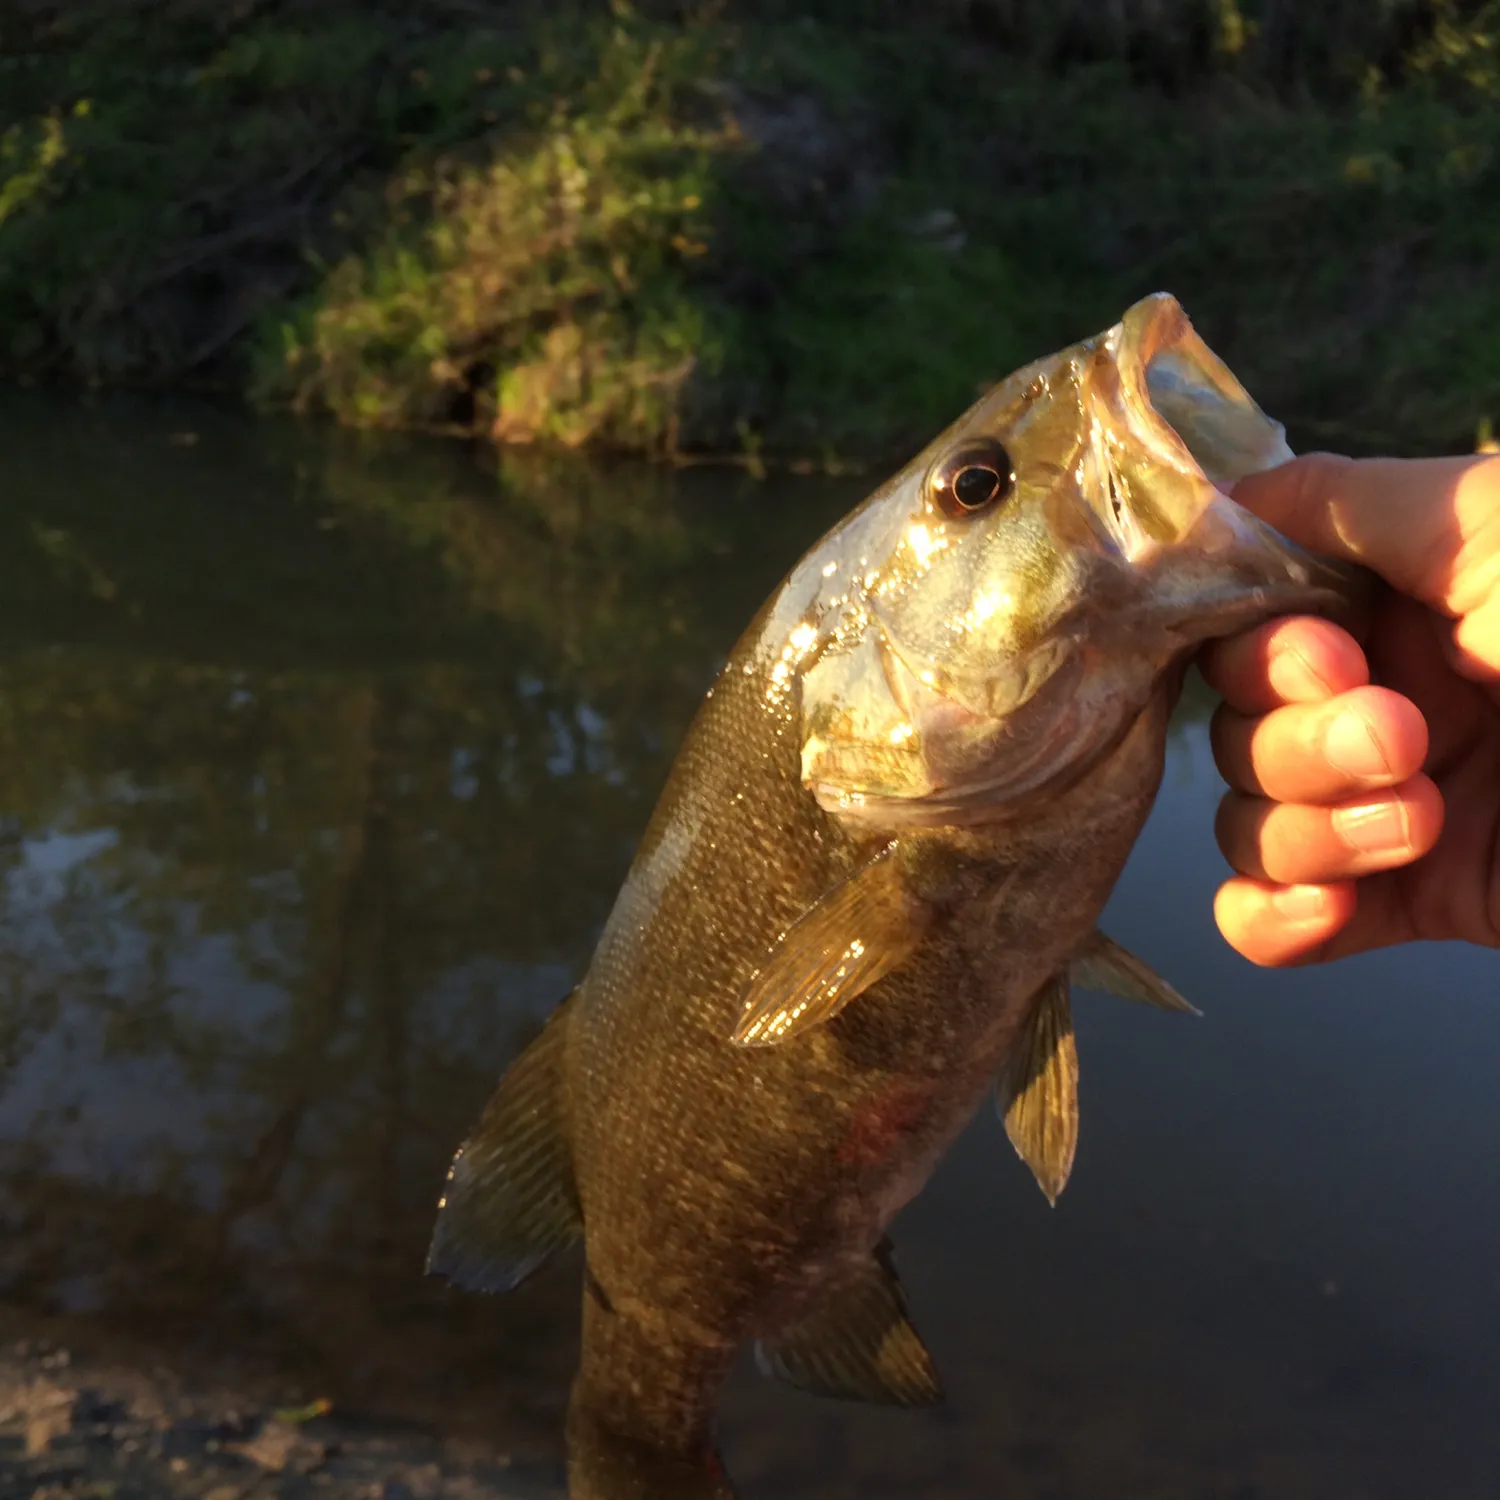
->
[427,294,1362,1500]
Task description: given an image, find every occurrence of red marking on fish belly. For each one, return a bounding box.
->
[836,1078,936,1167]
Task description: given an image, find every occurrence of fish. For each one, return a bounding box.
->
[426,293,1362,1499]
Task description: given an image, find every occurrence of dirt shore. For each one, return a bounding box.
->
[0,1339,564,1500]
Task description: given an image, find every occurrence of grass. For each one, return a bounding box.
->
[0,1,1498,464]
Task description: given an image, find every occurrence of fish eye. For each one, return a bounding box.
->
[930,442,1016,518]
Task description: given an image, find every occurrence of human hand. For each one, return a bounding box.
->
[1199,453,1500,965]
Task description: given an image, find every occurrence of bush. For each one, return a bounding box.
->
[258,20,732,453]
[1,0,1497,462]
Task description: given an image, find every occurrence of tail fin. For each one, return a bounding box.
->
[567,1398,738,1500]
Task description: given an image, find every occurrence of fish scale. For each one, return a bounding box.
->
[425,294,1365,1499]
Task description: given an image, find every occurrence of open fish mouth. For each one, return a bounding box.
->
[1114,292,1295,492]
[1086,293,1368,639]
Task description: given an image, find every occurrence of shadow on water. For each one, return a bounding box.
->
[0,387,1496,1496]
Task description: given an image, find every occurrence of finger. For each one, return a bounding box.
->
[1448,592,1500,685]
[1199,615,1368,714]
[1213,871,1449,966]
[1213,878,1358,967]
[1366,591,1494,775]
[1210,684,1428,803]
[1232,453,1500,620]
[1214,775,1444,885]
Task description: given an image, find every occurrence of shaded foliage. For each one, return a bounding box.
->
[0,2,1497,461]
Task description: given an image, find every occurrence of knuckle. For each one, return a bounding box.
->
[1209,705,1249,772]
[1216,791,1273,878]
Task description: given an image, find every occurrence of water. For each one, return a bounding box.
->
[0,389,1496,1498]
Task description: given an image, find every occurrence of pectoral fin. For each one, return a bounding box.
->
[754,1240,943,1407]
[426,994,581,1292]
[997,973,1079,1206]
[1072,929,1199,1015]
[731,841,930,1047]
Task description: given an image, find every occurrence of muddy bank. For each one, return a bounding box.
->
[0,1339,564,1500]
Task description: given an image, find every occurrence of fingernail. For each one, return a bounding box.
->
[1267,645,1333,701]
[1272,884,1329,921]
[1324,711,1390,779]
[1332,799,1410,853]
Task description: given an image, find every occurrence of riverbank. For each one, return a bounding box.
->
[2,2,1498,465]
[0,1336,564,1500]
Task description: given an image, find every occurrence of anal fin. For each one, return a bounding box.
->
[1072,929,1199,1015]
[426,993,581,1292]
[997,972,1079,1206]
[754,1240,942,1407]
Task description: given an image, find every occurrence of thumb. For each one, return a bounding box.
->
[1230,452,1500,621]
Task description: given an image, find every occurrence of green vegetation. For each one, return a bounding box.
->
[2,1,1498,463]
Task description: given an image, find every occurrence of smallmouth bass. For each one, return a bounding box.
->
[428,294,1361,1499]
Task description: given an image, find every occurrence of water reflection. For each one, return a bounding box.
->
[0,389,1497,1496]
[0,389,858,1466]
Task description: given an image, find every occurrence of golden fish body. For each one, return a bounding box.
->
[428,295,1360,1500]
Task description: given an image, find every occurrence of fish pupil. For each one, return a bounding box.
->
[953,465,1000,509]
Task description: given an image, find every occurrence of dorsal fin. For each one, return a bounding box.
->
[731,841,931,1047]
[754,1240,943,1407]
[426,994,581,1292]
[997,972,1079,1206]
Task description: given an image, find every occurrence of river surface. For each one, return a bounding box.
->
[0,387,1496,1498]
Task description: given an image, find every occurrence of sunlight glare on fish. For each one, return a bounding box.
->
[905,521,947,569]
[765,620,822,708]
[955,586,1011,635]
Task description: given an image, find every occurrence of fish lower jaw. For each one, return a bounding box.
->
[1151,578,1356,646]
